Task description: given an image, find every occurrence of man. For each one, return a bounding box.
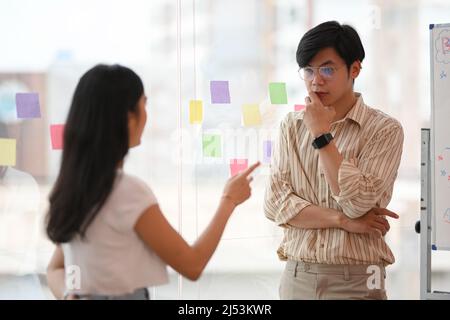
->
[0,121,44,299]
[264,21,403,300]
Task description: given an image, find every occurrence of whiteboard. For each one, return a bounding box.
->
[431,23,450,250]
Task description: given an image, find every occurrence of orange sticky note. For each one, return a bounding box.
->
[242,104,261,127]
[50,124,64,150]
[0,138,16,166]
[189,100,203,124]
[230,159,248,177]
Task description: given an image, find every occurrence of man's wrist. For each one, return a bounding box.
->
[335,210,348,229]
[312,128,331,138]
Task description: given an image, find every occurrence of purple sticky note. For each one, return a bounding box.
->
[263,140,272,163]
[16,93,41,119]
[210,81,230,104]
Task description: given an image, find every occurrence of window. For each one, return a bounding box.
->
[1,0,450,300]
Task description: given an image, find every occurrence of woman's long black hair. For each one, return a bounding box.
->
[46,64,144,243]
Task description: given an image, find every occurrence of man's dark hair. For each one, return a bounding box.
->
[296,21,365,70]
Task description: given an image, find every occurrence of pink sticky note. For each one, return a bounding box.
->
[50,124,65,150]
[295,104,305,111]
[229,159,248,177]
[443,37,450,54]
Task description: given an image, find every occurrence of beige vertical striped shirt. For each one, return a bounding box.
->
[264,93,404,266]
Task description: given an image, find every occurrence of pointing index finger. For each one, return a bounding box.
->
[239,161,261,178]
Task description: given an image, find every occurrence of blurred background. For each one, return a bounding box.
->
[0,0,450,300]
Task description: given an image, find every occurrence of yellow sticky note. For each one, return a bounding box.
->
[189,100,203,124]
[0,138,16,166]
[242,104,261,127]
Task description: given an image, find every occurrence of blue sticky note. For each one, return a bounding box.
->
[210,81,230,104]
[16,93,41,119]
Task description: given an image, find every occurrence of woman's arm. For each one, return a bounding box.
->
[46,245,66,299]
[135,162,259,281]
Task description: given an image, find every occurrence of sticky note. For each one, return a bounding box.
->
[189,100,203,124]
[295,104,305,111]
[0,138,16,166]
[269,82,288,104]
[15,93,41,119]
[263,140,272,163]
[202,134,222,158]
[443,36,450,53]
[210,81,230,104]
[230,159,248,177]
[50,124,64,150]
[242,104,261,127]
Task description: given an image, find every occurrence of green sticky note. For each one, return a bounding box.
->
[0,138,16,166]
[202,134,221,158]
[269,82,288,104]
[242,104,262,127]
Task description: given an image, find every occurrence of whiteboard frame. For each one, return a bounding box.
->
[422,23,450,300]
[421,129,450,300]
[430,23,450,251]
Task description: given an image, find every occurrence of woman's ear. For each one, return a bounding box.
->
[127,111,138,148]
[128,111,138,135]
[128,111,137,126]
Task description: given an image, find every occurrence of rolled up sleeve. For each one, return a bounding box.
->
[331,121,404,219]
[264,118,312,226]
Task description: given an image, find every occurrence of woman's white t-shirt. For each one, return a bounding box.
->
[61,171,168,296]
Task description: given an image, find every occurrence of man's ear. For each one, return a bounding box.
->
[350,60,362,80]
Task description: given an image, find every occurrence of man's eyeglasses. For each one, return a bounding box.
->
[298,65,344,81]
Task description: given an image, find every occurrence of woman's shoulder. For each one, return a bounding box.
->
[114,171,156,200]
[118,171,149,188]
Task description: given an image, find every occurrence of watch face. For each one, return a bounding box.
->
[312,133,333,149]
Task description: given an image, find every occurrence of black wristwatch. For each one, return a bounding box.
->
[312,133,334,149]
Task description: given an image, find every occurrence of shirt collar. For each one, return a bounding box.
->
[344,92,366,127]
[297,92,366,128]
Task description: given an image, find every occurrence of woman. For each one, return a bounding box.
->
[45,64,259,300]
